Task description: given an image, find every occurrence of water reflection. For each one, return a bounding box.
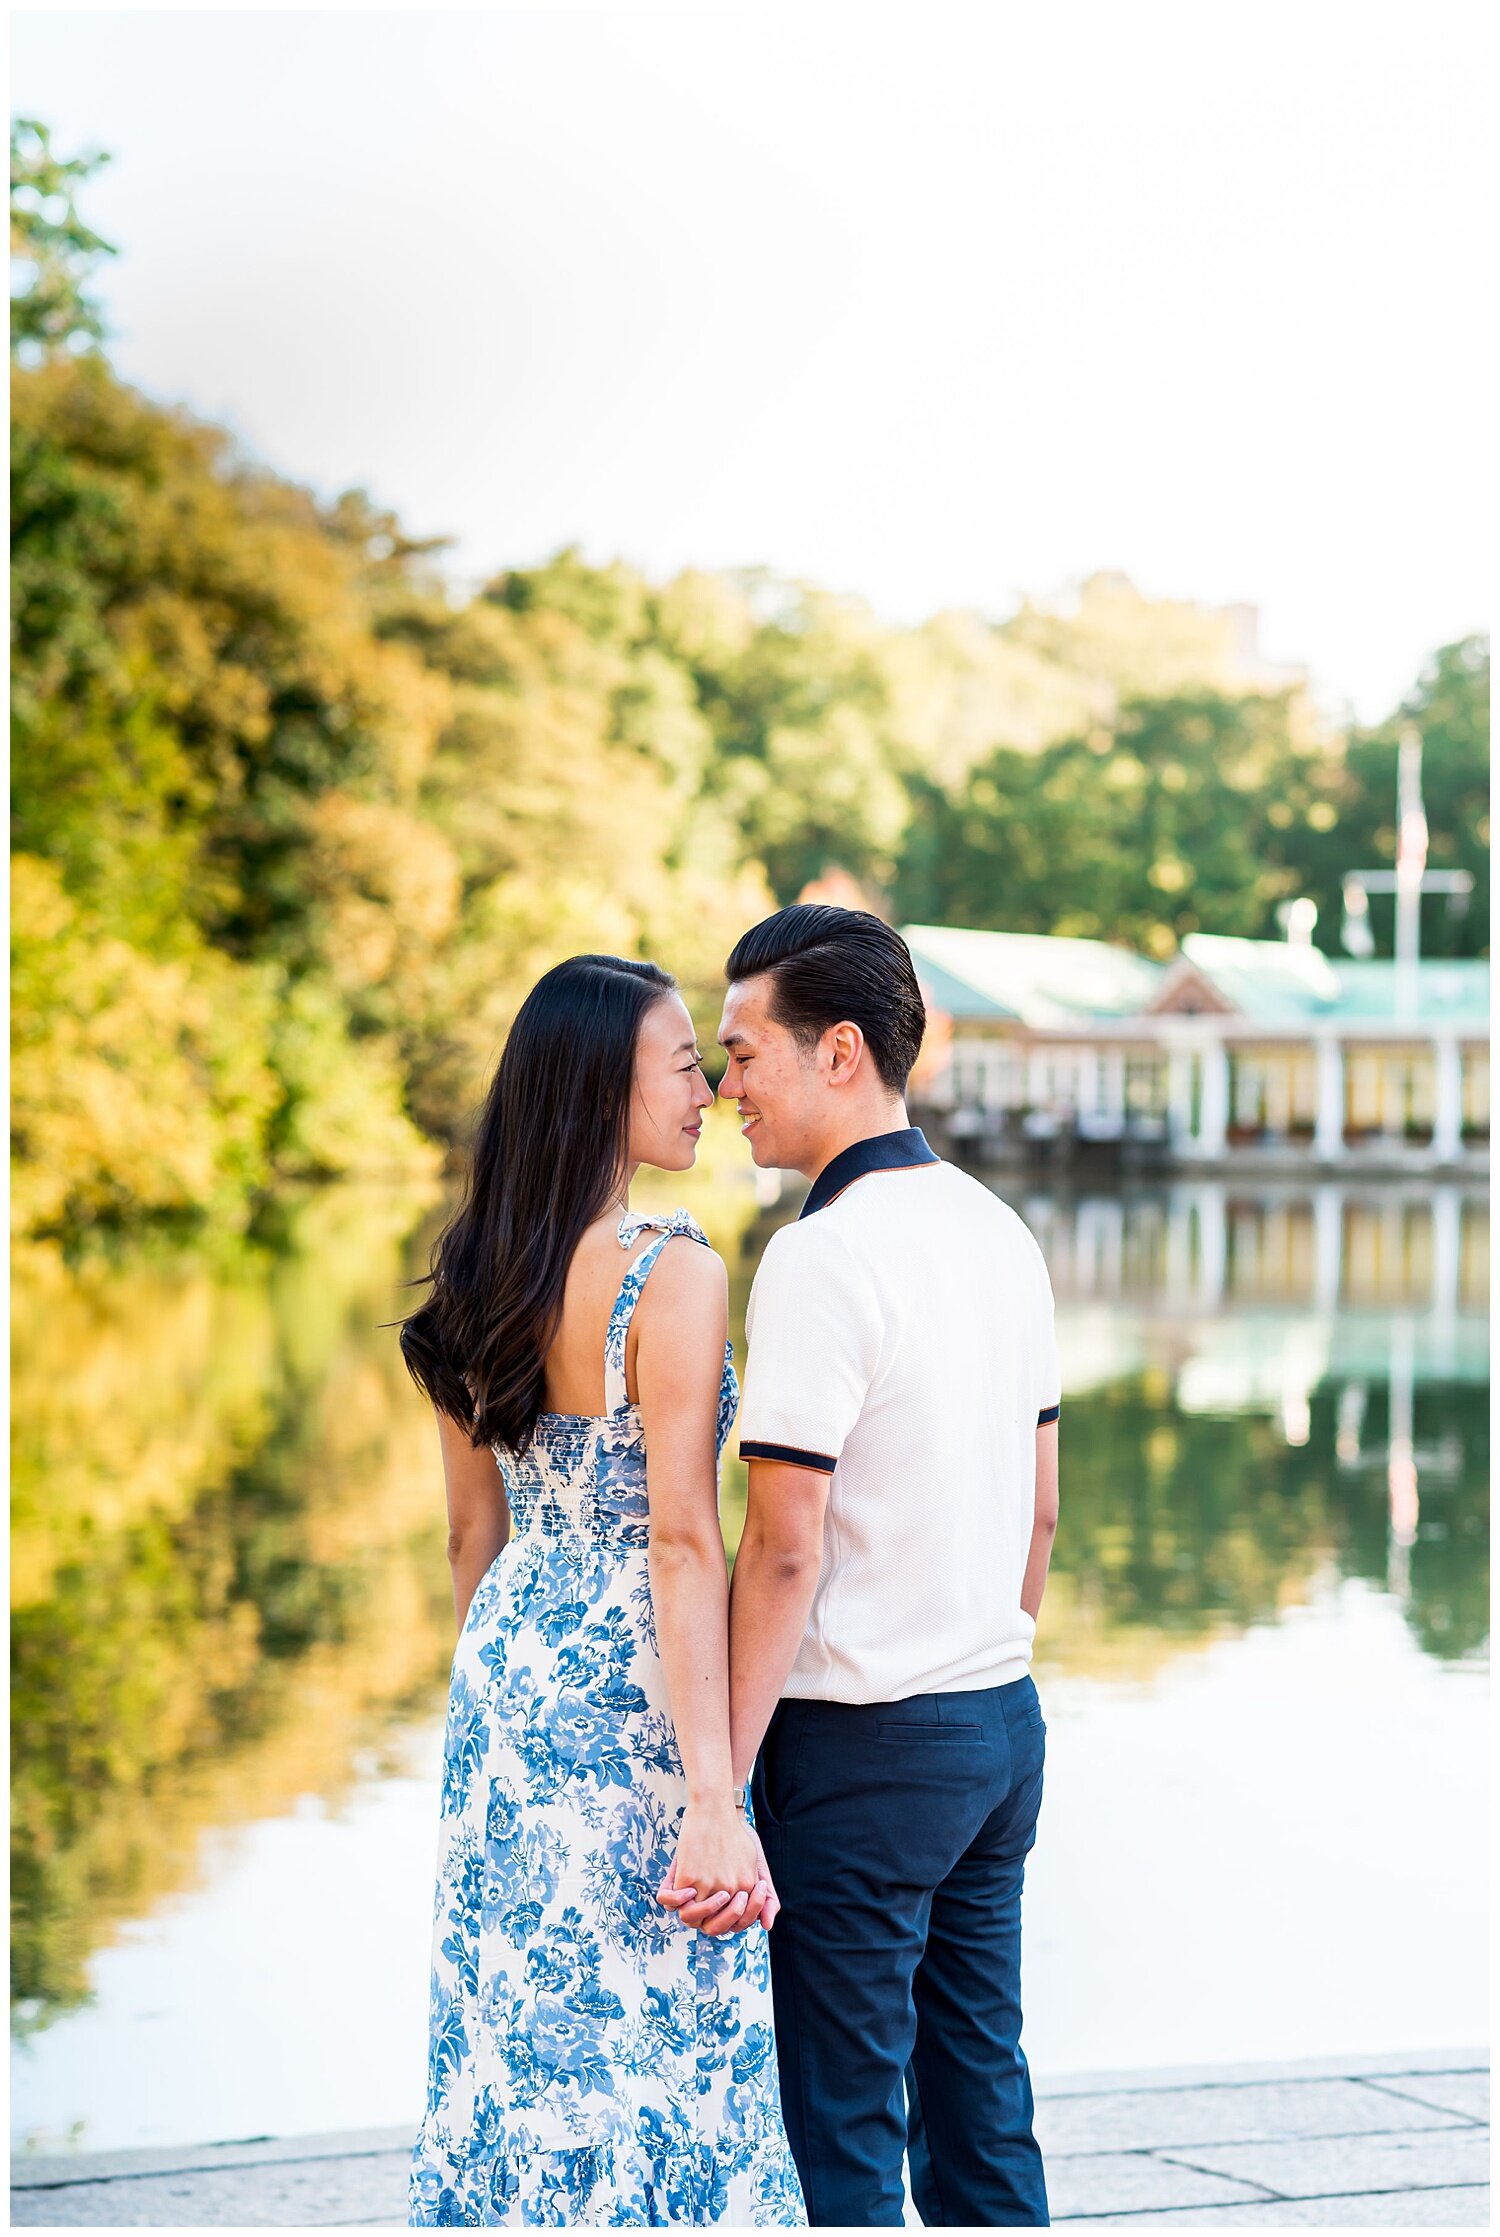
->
[9,1175,1487,2057]
[10,1185,458,2032]
[995,1179,1489,1674]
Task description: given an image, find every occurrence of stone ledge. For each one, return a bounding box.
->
[1035,2047,1488,2099]
[1061,2184,1490,2226]
[10,2050,1489,2230]
[12,2129,415,2193]
[10,2157,411,2230]
[1157,2128,1491,2201]
[1035,2078,1478,2158]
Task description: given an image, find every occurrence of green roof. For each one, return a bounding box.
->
[1324,960,1490,1027]
[903,947,1014,1021]
[902,925,1165,1025]
[905,923,1490,1030]
[1183,936,1489,1025]
[1178,934,1341,1021]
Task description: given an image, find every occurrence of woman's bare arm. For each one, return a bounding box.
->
[636,1239,769,1933]
[435,1405,510,1631]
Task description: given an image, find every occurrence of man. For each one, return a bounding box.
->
[695,903,1061,2228]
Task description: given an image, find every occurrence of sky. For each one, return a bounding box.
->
[11,3,1491,723]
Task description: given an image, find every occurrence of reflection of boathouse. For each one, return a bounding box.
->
[905,926,1489,1174]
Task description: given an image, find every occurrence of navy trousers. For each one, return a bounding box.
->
[752,1677,1049,2228]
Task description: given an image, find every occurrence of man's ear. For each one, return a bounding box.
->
[826,1021,865,1084]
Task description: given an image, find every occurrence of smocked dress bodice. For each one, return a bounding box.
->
[496,1209,738,1551]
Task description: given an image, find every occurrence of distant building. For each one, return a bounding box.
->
[904,924,1489,1174]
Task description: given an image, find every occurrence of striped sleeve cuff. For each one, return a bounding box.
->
[740,1439,839,1474]
[1037,1403,1061,1426]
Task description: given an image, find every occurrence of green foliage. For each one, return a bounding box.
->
[895,688,1351,953]
[1048,1371,1489,1664]
[1333,637,1489,962]
[894,651,1490,961]
[9,128,1487,1244]
[10,117,116,359]
[9,1185,452,2017]
[9,352,459,1235]
[10,857,282,1237]
[12,1187,1485,2017]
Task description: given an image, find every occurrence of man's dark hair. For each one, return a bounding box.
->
[725,905,927,1093]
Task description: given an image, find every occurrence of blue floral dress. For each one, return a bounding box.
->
[409,1209,807,2228]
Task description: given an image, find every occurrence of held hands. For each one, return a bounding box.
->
[656,1799,780,1935]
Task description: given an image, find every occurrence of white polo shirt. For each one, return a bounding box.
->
[737,1127,1060,1705]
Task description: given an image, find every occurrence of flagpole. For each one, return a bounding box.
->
[1394,725,1427,1021]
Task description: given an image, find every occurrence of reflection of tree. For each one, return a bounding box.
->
[1043,1373,1489,1676]
[10,1158,766,2028]
[10,1185,454,2025]
[1040,1375,1338,1673]
[11,1164,1485,2033]
[1313,1379,1490,1663]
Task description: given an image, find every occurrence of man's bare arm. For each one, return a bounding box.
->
[1020,1419,1059,1623]
[727,1458,831,1787]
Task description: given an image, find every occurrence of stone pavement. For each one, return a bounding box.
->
[10,2049,1487,2227]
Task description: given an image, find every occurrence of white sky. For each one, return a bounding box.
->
[10,2,1492,723]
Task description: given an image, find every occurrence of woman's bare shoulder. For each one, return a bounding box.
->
[637,1231,728,1312]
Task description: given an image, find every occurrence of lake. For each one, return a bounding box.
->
[10,1162,1488,2156]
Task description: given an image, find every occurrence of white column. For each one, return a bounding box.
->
[1314,1037,1345,1160]
[1100,1195,1125,1290]
[1194,1184,1228,1307]
[1165,1187,1193,1303]
[1313,1183,1343,1313]
[1335,1380,1367,1466]
[1432,1036,1463,1162]
[1076,1198,1106,1292]
[1198,1043,1230,1160]
[1167,1047,1194,1154]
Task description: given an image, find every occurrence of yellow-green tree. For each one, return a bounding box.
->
[12,119,1485,1249]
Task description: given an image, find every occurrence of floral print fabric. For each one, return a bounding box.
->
[409,1209,807,2227]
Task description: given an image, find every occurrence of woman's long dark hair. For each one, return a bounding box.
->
[398,954,676,1455]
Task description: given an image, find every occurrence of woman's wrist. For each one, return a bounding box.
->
[684,1787,741,1814]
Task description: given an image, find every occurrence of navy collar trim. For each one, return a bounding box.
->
[798,1126,940,1219]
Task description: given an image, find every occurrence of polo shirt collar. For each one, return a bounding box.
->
[799,1125,940,1219]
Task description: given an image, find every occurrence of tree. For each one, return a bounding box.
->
[10,129,455,1232]
[1332,637,1488,960]
[894,688,1343,952]
[10,117,116,360]
[10,119,1487,1242]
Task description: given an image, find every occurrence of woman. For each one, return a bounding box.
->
[399,954,806,2228]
